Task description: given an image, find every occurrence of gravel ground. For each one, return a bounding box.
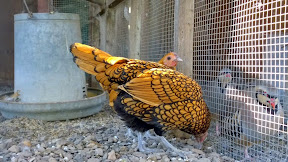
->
[0,86,238,162]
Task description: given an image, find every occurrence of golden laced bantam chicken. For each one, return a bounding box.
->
[70,43,211,157]
[157,52,183,70]
[221,84,284,159]
[126,52,183,139]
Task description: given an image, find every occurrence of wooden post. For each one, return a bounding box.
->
[128,0,144,59]
[98,12,107,51]
[175,0,194,77]
[38,0,49,13]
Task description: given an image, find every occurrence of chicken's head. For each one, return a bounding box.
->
[194,131,208,149]
[218,68,232,85]
[159,52,182,69]
[255,85,280,114]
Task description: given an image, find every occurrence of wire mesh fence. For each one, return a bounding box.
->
[105,0,130,57]
[53,0,288,160]
[194,0,288,161]
[140,0,175,62]
[53,0,99,45]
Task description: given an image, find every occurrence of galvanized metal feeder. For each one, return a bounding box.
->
[0,13,106,121]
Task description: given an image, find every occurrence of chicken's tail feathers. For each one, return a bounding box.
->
[71,43,130,94]
[70,43,129,65]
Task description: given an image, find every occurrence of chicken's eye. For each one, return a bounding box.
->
[167,56,171,60]
[262,91,267,96]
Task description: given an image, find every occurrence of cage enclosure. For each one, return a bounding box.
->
[21,0,288,161]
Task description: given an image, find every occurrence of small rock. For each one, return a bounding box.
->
[108,137,114,143]
[147,155,157,161]
[161,155,170,162]
[196,158,211,162]
[170,157,179,162]
[28,157,36,162]
[191,148,205,155]
[113,136,119,143]
[5,139,13,148]
[119,146,128,152]
[56,139,67,148]
[211,156,221,162]
[0,143,6,150]
[84,150,93,159]
[21,146,31,152]
[22,139,32,147]
[74,136,84,145]
[208,152,221,162]
[48,157,57,162]
[86,142,96,148]
[8,145,20,153]
[64,152,73,161]
[129,156,139,162]
[73,153,84,162]
[221,156,235,161]
[87,158,101,162]
[36,144,45,152]
[11,157,18,162]
[139,158,146,162]
[39,136,47,142]
[187,153,198,159]
[117,158,129,162]
[186,139,195,145]
[103,152,108,159]
[132,152,147,159]
[17,157,28,162]
[40,143,46,148]
[205,148,215,154]
[63,157,69,161]
[20,151,33,157]
[95,148,104,156]
[84,135,94,142]
[76,144,83,150]
[34,150,41,156]
[108,150,117,161]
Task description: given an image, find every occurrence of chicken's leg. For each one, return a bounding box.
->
[137,132,160,153]
[125,128,136,139]
[240,147,255,162]
[143,131,161,141]
[160,136,191,159]
[244,147,250,159]
[216,122,220,136]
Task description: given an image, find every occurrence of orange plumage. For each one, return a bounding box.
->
[70,43,211,155]
[158,52,183,70]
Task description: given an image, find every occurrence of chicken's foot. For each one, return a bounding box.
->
[160,136,191,159]
[125,128,136,140]
[143,131,161,141]
[240,147,255,162]
[137,132,160,153]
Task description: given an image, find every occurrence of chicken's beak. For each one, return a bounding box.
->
[176,56,183,62]
[270,98,276,110]
[271,102,276,110]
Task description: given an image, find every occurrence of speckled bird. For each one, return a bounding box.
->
[70,43,211,157]
[221,84,284,160]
